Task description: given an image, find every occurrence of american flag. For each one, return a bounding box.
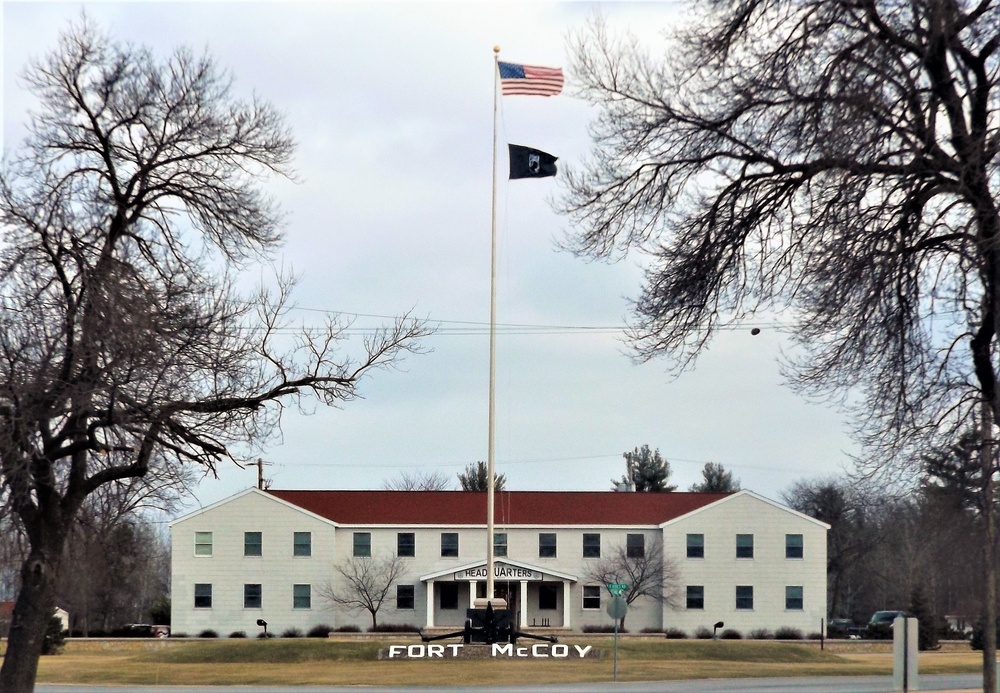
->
[498,61,564,97]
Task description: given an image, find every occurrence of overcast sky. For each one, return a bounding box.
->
[2,1,858,512]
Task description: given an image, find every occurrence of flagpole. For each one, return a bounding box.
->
[485,44,500,609]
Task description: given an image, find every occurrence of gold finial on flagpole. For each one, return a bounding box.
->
[494,45,500,54]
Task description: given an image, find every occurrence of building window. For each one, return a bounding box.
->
[582,585,601,610]
[539,533,557,558]
[626,533,645,558]
[397,532,415,557]
[194,583,212,609]
[397,584,415,610]
[582,533,601,558]
[786,534,804,559]
[736,585,754,610]
[539,584,558,610]
[439,582,459,610]
[441,532,459,558]
[736,534,754,559]
[293,532,312,557]
[293,584,311,609]
[686,585,704,610]
[786,586,804,610]
[353,532,371,557]
[244,532,262,557]
[494,532,508,558]
[244,583,262,609]
[194,532,213,556]
[686,533,704,558]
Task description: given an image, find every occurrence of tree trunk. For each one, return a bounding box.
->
[0,550,62,693]
[982,401,997,693]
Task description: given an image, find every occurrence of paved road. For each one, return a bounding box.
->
[34,673,984,693]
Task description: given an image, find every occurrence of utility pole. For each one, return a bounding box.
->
[252,458,272,490]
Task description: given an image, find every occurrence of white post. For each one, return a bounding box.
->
[469,580,477,608]
[562,581,572,629]
[893,616,919,691]
[425,580,435,629]
[519,580,528,627]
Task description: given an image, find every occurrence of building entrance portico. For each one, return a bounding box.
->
[420,559,576,631]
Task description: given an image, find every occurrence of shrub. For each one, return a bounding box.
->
[281,628,303,638]
[971,622,1000,651]
[256,632,274,639]
[41,616,66,655]
[640,627,664,633]
[581,624,629,633]
[664,627,687,639]
[228,631,247,638]
[775,626,804,640]
[368,623,420,633]
[719,629,743,639]
[307,624,333,638]
[807,632,824,640]
[748,628,773,640]
[197,629,218,638]
[170,632,188,638]
[334,625,361,633]
[694,626,713,639]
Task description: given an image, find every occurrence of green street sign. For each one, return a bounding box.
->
[606,582,629,595]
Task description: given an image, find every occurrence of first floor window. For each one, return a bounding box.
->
[293,532,312,557]
[397,584,415,610]
[397,532,415,557]
[786,534,804,559]
[194,583,212,608]
[539,532,557,558]
[539,584,558,610]
[441,532,459,557]
[736,534,754,558]
[786,585,804,610]
[244,583,262,609]
[439,582,459,610]
[686,533,704,558]
[582,585,601,610]
[293,583,311,609]
[353,532,371,557]
[244,531,262,557]
[194,531,213,556]
[583,533,601,558]
[494,532,508,558]
[626,533,645,558]
[736,585,754,610]
[686,585,704,610]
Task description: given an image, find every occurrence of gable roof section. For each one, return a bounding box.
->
[266,489,729,526]
[169,487,339,528]
[659,489,831,530]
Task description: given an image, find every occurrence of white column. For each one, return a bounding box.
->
[425,580,435,629]
[562,581,572,629]
[519,580,528,627]
[469,580,477,608]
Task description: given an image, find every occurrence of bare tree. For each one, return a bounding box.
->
[585,540,680,629]
[563,5,1000,688]
[318,553,407,629]
[382,470,452,491]
[0,18,426,692]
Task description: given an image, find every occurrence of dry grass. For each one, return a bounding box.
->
[14,638,985,686]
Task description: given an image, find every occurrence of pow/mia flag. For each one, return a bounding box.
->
[508,144,558,180]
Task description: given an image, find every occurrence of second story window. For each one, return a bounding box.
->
[582,533,601,558]
[397,532,415,557]
[293,532,312,557]
[244,532,262,557]
[494,532,508,558]
[441,532,459,558]
[686,533,704,558]
[786,534,804,559]
[736,533,754,559]
[539,533,557,558]
[626,533,645,558]
[194,532,213,556]
[353,532,371,557]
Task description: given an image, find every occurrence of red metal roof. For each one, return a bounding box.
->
[266,490,729,526]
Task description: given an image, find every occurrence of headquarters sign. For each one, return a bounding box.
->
[454,562,542,581]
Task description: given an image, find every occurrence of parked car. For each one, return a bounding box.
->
[865,610,908,639]
[827,618,863,639]
[115,623,170,638]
